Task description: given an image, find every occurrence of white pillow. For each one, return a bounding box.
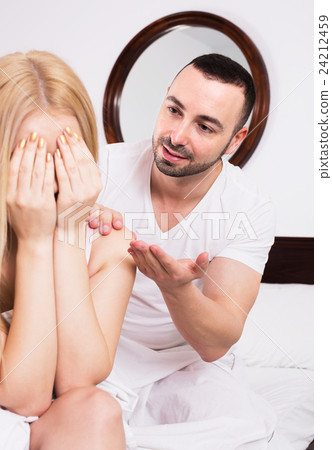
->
[236,283,313,370]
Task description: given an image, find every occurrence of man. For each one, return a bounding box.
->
[97,54,276,449]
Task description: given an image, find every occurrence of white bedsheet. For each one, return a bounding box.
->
[247,367,314,450]
[0,408,37,450]
[237,283,314,450]
[98,337,276,449]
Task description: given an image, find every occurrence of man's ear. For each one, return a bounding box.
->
[224,127,248,155]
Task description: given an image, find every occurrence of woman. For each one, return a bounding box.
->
[0,50,135,449]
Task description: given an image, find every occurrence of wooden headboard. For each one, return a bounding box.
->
[262,237,314,285]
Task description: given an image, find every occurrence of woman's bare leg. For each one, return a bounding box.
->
[30,386,125,450]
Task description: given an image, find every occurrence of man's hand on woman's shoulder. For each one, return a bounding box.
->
[87,204,124,235]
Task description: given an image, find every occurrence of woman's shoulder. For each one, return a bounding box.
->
[88,227,135,277]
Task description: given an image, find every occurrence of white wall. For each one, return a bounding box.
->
[0,0,313,237]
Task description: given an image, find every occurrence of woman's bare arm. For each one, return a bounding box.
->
[53,130,135,394]
[0,135,57,417]
[54,227,135,394]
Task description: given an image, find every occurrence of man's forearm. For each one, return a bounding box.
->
[159,282,243,362]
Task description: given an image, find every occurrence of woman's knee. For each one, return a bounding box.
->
[30,386,124,449]
[85,387,122,423]
[70,386,123,429]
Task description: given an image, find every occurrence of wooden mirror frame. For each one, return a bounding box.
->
[103,11,270,167]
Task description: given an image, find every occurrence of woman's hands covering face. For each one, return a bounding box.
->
[54,127,102,216]
[7,127,102,241]
[7,132,56,242]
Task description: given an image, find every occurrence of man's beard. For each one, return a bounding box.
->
[152,136,231,178]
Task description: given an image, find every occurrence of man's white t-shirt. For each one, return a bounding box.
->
[98,140,275,350]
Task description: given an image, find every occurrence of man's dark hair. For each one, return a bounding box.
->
[183,53,256,133]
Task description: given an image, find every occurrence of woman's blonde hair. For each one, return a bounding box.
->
[0,50,98,313]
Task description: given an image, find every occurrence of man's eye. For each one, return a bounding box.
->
[199,124,213,133]
[168,107,179,114]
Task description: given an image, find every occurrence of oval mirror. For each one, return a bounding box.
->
[103,11,270,167]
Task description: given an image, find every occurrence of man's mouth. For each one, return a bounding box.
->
[162,145,187,162]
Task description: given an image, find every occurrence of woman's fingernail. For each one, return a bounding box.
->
[73,132,80,140]
[114,220,122,228]
[46,152,52,162]
[56,148,62,158]
[59,135,67,145]
[65,126,73,136]
[30,131,38,142]
[19,138,26,149]
[38,137,45,149]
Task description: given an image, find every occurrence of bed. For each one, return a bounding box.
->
[236,237,314,450]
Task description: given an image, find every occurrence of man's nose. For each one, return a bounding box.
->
[170,121,190,147]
